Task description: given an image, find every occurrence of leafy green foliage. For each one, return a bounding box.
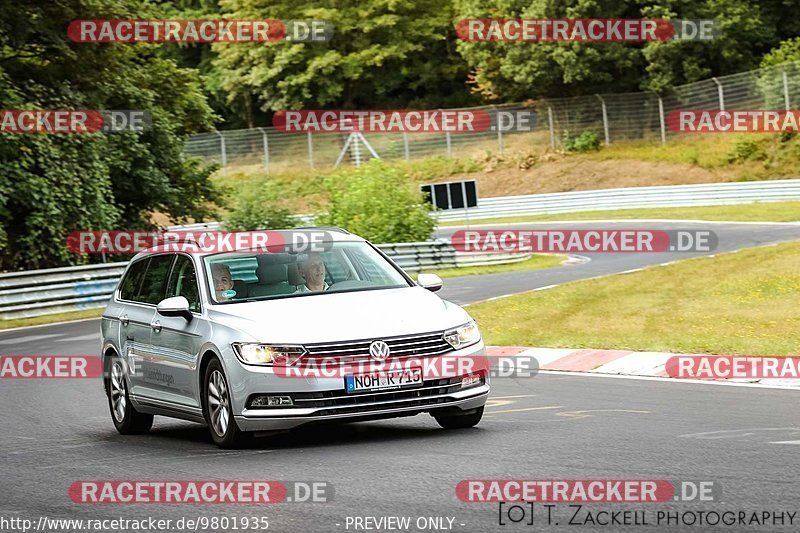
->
[0,0,219,269]
[563,131,601,152]
[726,136,766,163]
[455,0,796,99]
[222,177,298,231]
[317,162,435,243]
[211,0,476,118]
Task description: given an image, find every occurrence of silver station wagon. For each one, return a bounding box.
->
[101,228,489,447]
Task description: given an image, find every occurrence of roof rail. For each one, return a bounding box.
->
[292,226,350,234]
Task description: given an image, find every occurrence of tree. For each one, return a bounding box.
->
[454,0,796,100]
[211,0,477,116]
[317,162,435,243]
[0,0,219,269]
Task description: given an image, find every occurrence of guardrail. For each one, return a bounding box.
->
[0,242,529,320]
[4,178,794,320]
[434,179,800,222]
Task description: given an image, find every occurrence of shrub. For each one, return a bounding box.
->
[726,137,766,163]
[222,177,298,231]
[317,161,435,243]
[563,131,601,152]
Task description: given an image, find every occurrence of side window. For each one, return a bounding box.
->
[166,255,201,312]
[119,258,149,302]
[139,254,175,305]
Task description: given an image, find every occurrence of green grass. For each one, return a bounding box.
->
[468,241,800,356]
[417,254,565,279]
[581,134,737,168]
[0,308,103,330]
[439,201,800,226]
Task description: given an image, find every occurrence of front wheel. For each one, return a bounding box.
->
[204,359,249,448]
[434,406,484,429]
[105,355,153,434]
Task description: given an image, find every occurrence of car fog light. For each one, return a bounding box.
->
[251,395,294,407]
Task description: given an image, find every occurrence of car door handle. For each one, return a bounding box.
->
[150,320,161,333]
[120,314,129,327]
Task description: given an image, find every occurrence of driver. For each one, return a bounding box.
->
[294,253,329,293]
[211,263,235,301]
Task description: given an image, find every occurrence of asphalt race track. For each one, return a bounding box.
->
[434,220,800,305]
[2,221,800,532]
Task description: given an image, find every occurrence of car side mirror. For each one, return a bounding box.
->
[417,273,443,292]
[157,296,193,321]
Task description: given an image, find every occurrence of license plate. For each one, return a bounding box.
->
[345,368,423,393]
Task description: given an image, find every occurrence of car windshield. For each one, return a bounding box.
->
[203,241,411,303]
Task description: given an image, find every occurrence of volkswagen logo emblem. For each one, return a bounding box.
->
[369,340,391,361]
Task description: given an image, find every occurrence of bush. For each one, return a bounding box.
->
[317,161,435,243]
[222,177,298,231]
[726,137,766,163]
[563,132,602,152]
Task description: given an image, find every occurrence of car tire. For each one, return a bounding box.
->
[203,358,249,448]
[105,354,153,434]
[434,406,484,429]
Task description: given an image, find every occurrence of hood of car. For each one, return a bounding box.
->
[207,286,472,344]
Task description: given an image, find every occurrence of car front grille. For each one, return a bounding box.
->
[246,376,486,415]
[303,331,453,364]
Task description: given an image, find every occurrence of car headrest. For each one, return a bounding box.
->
[255,263,288,284]
[287,261,304,286]
[256,253,291,267]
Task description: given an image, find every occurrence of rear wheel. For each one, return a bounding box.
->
[204,359,248,448]
[105,355,153,434]
[434,406,484,429]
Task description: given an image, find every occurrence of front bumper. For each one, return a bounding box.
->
[234,383,489,431]
[228,340,488,431]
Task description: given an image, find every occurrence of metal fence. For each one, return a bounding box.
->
[0,242,530,320]
[184,61,800,172]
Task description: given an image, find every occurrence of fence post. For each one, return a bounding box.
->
[547,106,555,149]
[494,106,504,154]
[402,132,410,161]
[352,133,362,167]
[215,131,227,170]
[307,131,314,168]
[596,95,610,145]
[712,77,725,111]
[658,96,666,145]
[257,127,269,173]
[445,130,452,158]
[783,71,791,111]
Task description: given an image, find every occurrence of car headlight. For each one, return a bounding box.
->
[232,343,306,366]
[444,320,481,350]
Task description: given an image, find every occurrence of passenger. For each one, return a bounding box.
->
[294,253,329,293]
[211,263,235,301]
